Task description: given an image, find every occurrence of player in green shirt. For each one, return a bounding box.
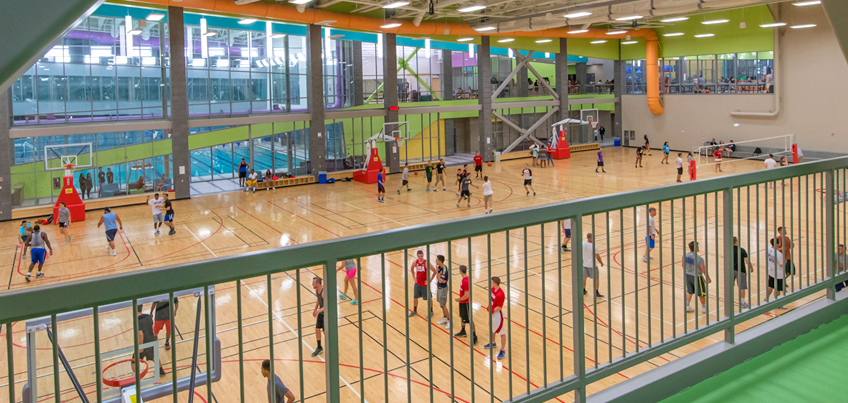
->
[425,161,434,192]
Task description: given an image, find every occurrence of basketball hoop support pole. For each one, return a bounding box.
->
[54,164,85,223]
[45,327,91,403]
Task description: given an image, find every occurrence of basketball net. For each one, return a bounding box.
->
[63,164,76,178]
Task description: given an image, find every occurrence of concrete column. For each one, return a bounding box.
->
[518,61,529,97]
[576,62,588,93]
[477,37,494,159]
[383,33,400,172]
[442,49,453,100]
[352,41,364,106]
[307,24,326,175]
[614,58,625,141]
[0,90,12,220]
[167,6,190,200]
[555,39,569,123]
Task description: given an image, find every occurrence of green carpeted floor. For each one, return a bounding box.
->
[663,314,848,403]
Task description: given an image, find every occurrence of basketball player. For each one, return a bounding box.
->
[434,159,446,191]
[150,297,179,350]
[336,259,359,305]
[261,359,296,403]
[662,142,670,164]
[408,250,437,318]
[19,220,31,247]
[777,227,795,278]
[456,165,469,196]
[162,193,176,235]
[56,201,72,245]
[377,168,386,203]
[97,207,123,256]
[561,219,572,252]
[456,175,477,208]
[435,255,451,329]
[473,151,483,178]
[766,238,786,309]
[147,193,165,235]
[453,265,478,345]
[675,153,684,183]
[397,164,411,194]
[642,207,658,263]
[522,164,535,196]
[713,147,723,172]
[23,225,53,282]
[311,277,326,357]
[137,304,167,376]
[582,233,605,298]
[425,161,434,192]
[635,146,644,168]
[683,241,710,314]
[732,237,753,309]
[482,176,494,214]
[688,152,697,181]
[484,276,507,360]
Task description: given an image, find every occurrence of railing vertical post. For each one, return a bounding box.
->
[722,188,735,343]
[826,170,836,300]
[571,215,586,402]
[324,259,341,403]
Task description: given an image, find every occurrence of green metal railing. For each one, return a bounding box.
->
[2,157,848,402]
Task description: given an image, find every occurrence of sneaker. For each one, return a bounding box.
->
[456,192,460,196]
[443,187,446,191]
[407,189,412,192]
[779,305,787,309]
[105,245,111,252]
[595,291,604,299]
[62,242,69,246]
[489,209,493,213]
[533,192,536,196]
[740,301,749,309]
[434,189,438,192]
[155,230,160,236]
[339,294,348,300]
[397,190,401,195]
[473,335,478,345]
[437,318,448,325]
[311,347,323,357]
[456,203,460,208]
[408,311,418,318]
[350,300,359,305]
[445,322,451,330]
[701,306,707,314]
[466,203,470,208]
[583,289,587,295]
[36,273,44,280]
[454,330,467,338]
[159,367,167,376]
[484,343,497,349]
[110,250,117,256]
[426,189,431,192]
[485,211,489,214]
[686,305,694,313]
[68,235,73,244]
[25,274,31,283]
[169,229,176,235]
[497,350,506,360]
[428,312,434,318]
[564,247,571,252]
[164,342,171,350]
[526,191,529,196]
[643,256,648,262]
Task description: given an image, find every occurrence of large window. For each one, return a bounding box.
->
[636,51,775,95]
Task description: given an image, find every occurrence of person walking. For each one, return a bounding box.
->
[595,149,606,173]
[732,237,753,308]
[662,142,670,164]
[311,277,326,357]
[434,159,446,191]
[336,259,360,305]
[482,176,494,214]
[96,207,123,256]
[261,360,296,403]
[377,168,386,203]
[683,241,710,314]
[56,202,72,245]
[522,164,535,196]
[582,233,605,299]
[425,161,434,192]
[397,164,412,194]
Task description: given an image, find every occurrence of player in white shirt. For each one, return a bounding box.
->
[642,208,658,263]
[766,238,787,308]
[245,169,259,193]
[482,176,494,214]
[582,233,605,299]
[764,154,777,169]
[397,164,412,194]
[522,164,535,197]
[675,153,684,183]
[146,193,165,235]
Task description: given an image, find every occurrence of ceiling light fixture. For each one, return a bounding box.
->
[615,15,642,21]
[457,37,474,42]
[694,33,715,37]
[290,0,312,4]
[202,31,218,37]
[536,39,552,43]
[621,40,638,44]
[661,17,689,22]
[458,5,486,12]
[790,24,817,29]
[128,29,143,35]
[383,1,409,8]
[564,11,592,18]
[663,32,685,37]
[270,33,286,39]
[590,40,607,44]
[701,19,729,25]
[568,29,589,34]
[146,13,165,21]
[474,26,496,32]
[606,30,627,35]
[380,23,402,28]
[792,0,821,5]
[759,22,787,28]
[238,18,257,24]
[497,38,514,43]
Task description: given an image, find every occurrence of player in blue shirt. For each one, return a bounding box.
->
[662,141,670,164]
[377,168,386,203]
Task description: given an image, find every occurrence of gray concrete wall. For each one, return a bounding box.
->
[168,7,190,199]
[307,24,326,175]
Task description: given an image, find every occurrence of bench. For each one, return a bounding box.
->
[254,176,315,190]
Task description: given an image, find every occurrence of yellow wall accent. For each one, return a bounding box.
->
[398,118,446,162]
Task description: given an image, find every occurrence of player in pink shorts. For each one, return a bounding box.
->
[337,259,359,305]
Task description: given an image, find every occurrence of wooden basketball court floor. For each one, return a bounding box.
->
[0,148,837,402]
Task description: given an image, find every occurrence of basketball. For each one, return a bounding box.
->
[487,162,492,167]
[414,171,418,175]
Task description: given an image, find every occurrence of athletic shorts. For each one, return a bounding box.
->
[715,158,722,163]
[105,229,118,242]
[246,179,257,187]
[564,229,571,239]
[138,347,154,362]
[164,214,174,222]
[686,274,707,297]
[483,194,492,204]
[597,161,604,167]
[437,173,444,181]
[785,259,796,276]
[523,179,532,186]
[345,268,356,279]
[413,283,430,300]
[678,167,683,175]
[315,312,324,330]
[153,213,164,223]
[402,180,409,186]
[31,248,45,265]
[239,171,247,178]
[491,311,506,336]
[426,175,432,182]
[475,165,482,172]
[459,303,470,323]
[646,236,655,249]
[460,190,471,198]
[436,287,449,307]
[734,271,748,290]
[378,185,385,193]
[583,266,599,279]
[768,276,785,291]
[59,222,68,228]
[20,234,27,242]
[154,320,171,334]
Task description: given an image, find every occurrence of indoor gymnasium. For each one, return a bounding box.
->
[1,0,847,402]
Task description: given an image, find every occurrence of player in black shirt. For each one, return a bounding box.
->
[163,193,176,235]
[434,159,446,191]
[137,304,167,376]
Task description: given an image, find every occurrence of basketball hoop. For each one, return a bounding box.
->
[590,121,598,130]
[102,358,149,389]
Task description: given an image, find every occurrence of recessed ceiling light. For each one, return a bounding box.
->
[202,31,218,37]
[663,32,685,37]
[606,30,627,35]
[383,1,409,8]
[661,17,689,22]
[474,26,496,32]
[457,37,474,42]
[536,39,552,43]
[270,33,286,39]
[591,40,607,44]
[568,29,589,34]
[458,5,486,12]
[790,24,817,29]
[760,22,787,28]
[497,38,514,43]
[615,15,643,21]
[702,19,729,25]
[694,33,715,38]
[793,1,821,5]
[291,0,311,4]
[733,123,741,127]
[380,23,402,28]
[238,18,257,24]
[621,41,638,44]
[128,29,143,35]
[146,13,165,21]
[564,11,592,18]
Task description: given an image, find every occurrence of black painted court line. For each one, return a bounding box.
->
[7,246,18,289]
[121,230,143,266]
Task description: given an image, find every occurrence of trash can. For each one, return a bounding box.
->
[494,151,502,163]
[318,171,328,184]
[614,137,621,147]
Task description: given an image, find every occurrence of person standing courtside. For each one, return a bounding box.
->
[261,360,295,403]
[767,238,787,309]
[97,207,123,256]
[238,158,249,188]
[595,149,606,173]
[377,168,386,203]
[434,159,446,191]
[676,153,684,183]
[683,241,710,314]
[56,201,72,245]
[473,151,484,178]
[163,193,176,235]
[732,237,754,308]
[582,233,605,298]
[408,250,437,318]
[23,225,53,282]
[482,176,494,214]
[484,276,507,360]
[311,277,326,357]
[642,207,658,263]
[150,297,179,350]
[453,265,478,344]
[147,193,165,236]
[777,227,795,278]
[435,255,451,329]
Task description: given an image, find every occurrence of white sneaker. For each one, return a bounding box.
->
[110,250,117,256]
[445,322,451,330]
[155,230,160,235]
[642,256,649,262]
[701,306,707,314]
[686,305,694,313]
[740,301,749,309]
[105,245,111,252]
[437,317,448,325]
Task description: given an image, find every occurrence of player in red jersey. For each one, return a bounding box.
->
[408,250,437,318]
[484,276,507,360]
[473,151,484,178]
[713,147,724,172]
[453,265,478,344]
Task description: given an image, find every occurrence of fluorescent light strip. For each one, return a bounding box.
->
[621,41,638,45]
[474,26,496,32]
[760,22,787,28]
[457,37,474,42]
[564,11,592,18]
[663,32,685,37]
[497,38,514,43]
[128,29,143,36]
[238,18,257,24]
[790,24,817,29]
[701,19,729,25]
[380,23,402,28]
[793,1,821,5]
[270,34,286,39]
[568,29,589,34]
[536,39,552,43]
[146,13,165,21]
[291,0,311,4]
[606,30,627,35]
[383,1,409,8]
[203,31,218,37]
[661,16,688,22]
[615,15,642,21]
[590,40,607,44]
[694,33,715,38]
[458,5,486,12]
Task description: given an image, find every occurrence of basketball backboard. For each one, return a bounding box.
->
[44,143,93,171]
